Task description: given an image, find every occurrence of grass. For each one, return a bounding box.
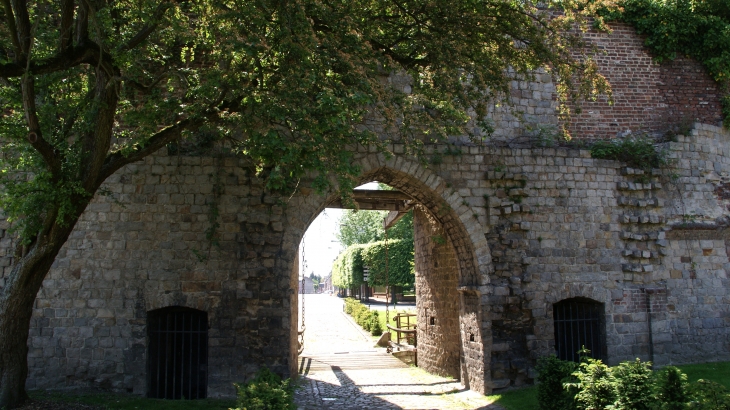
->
[489,361,730,410]
[678,361,730,387]
[489,386,539,410]
[378,308,417,337]
[29,390,236,410]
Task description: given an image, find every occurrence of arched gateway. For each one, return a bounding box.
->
[283,153,495,393]
[13,25,730,393]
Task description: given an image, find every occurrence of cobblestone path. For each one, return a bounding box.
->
[294,294,503,409]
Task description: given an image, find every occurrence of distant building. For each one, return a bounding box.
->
[321,275,332,292]
[298,277,316,294]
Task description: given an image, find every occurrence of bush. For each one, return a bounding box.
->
[536,355,578,410]
[567,357,616,410]
[657,366,689,410]
[537,355,730,410]
[612,358,655,410]
[688,379,730,410]
[590,135,666,170]
[232,367,295,410]
[370,311,383,336]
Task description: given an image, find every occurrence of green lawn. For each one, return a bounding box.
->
[677,361,730,387]
[489,361,730,410]
[378,309,417,337]
[29,390,236,410]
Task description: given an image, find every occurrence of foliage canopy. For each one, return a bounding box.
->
[336,209,413,247]
[0,0,613,244]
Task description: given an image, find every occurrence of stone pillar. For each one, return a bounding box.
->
[414,208,461,379]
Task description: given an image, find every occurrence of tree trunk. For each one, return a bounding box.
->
[0,229,76,409]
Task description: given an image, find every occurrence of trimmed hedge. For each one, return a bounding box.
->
[332,239,414,289]
[343,298,383,336]
[362,239,414,287]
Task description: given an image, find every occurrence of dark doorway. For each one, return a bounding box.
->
[147,306,208,399]
[553,298,605,362]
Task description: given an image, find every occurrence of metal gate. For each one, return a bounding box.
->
[147,307,208,399]
[553,298,605,362]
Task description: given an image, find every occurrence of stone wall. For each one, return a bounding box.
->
[1,20,728,396]
[481,124,730,388]
[2,147,494,396]
[414,207,461,379]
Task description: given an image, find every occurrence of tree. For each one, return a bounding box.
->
[336,209,413,247]
[0,0,611,407]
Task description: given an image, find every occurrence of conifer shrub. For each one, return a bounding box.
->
[536,354,730,410]
[536,355,578,410]
[656,366,689,410]
[370,311,383,336]
[688,379,730,409]
[567,357,617,410]
[612,359,655,410]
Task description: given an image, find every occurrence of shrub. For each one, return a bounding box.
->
[370,311,383,336]
[536,355,578,410]
[590,135,666,170]
[567,357,616,410]
[612,358,655,410]
[232,367,295,410]
[656,366,689,410]
[687,379,730,410]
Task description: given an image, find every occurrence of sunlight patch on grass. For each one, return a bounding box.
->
[488,386,539,410]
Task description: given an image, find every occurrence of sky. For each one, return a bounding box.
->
[299,182,378,278]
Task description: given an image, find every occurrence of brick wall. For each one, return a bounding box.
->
[568,23,724,138]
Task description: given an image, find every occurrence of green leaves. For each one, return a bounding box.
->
[1,0,616,243]
[589,135,667,170]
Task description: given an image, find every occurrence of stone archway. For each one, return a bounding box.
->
[282,152,494,394]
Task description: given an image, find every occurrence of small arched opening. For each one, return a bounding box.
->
[553,297,606,362]
[147,306,209,399]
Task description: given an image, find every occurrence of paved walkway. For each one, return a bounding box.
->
[294,295,503,409]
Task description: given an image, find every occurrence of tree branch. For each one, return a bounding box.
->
[117,2,171,52]
[20,76,61,175]
[75,1,88,44]
[100,89,233,182]
[10,0,31,56]
[0,41,117,78]
[1,0,21,58]
[99,116,207,182]
[60,0,75,52]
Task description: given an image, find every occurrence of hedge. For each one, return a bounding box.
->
[332,239,414,289]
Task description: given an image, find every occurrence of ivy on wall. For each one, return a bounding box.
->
[331,244,366,289]
[602,0,730,126]
[331,239,414,289]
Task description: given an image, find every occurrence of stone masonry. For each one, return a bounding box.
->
[0,21,729,397]
[414,207,461,380]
